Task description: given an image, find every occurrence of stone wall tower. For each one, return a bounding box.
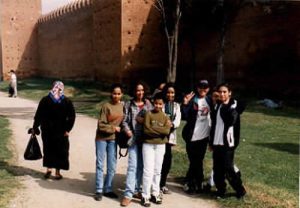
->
[0,0,41,80]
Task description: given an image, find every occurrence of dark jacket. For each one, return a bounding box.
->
[181,95,213,142]
[209,98,246,150]
[33,95,76,135]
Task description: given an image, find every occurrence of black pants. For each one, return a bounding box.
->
[185,138,208,190]
[160,143,172,188]
[213,146,245,195]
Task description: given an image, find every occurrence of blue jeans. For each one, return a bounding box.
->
[95,140,117,193]
[123,142,143,198]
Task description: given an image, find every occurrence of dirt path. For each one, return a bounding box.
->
[0,92,218,208]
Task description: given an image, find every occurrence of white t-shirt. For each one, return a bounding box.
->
[11,73,17,83]
[191,97,211,141]
[213,105,224,145]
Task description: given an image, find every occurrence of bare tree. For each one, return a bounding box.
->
[153,0,182,83]
[216,0,226,84]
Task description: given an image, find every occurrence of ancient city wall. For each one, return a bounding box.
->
[0,5,3,79]
[93,0,121,82]
[121,0,167,84]
[1,0,298,97]
[0,0,40,80]
[177,2,300,97]
[37,0,93,80]
[224,3,300,96]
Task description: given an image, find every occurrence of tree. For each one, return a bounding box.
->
[153,0,182,83]
[215,0,242,84]
[216,0,226,84]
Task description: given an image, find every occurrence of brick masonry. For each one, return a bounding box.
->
[0,0,299,97]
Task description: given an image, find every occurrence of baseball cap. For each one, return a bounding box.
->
[197,80,209,88]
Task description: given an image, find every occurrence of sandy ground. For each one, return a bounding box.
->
[0,91,218,208]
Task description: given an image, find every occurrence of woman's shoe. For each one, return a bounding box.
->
[54,174,63,180]
[44,171,51,179]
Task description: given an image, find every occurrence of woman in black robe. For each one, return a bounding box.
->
[30,81,75,179]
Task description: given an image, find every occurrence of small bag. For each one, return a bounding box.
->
[24,134,43,160]
[115,131,130,158]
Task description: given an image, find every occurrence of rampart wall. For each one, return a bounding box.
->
[120,0,167,84]
[0,0,40,80]
[37,0,93,80]
[0,0,299,97]
[177,2,300,97]
[93,0,121,82]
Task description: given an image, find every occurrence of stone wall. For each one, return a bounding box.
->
[0,0,298,98]
[120,0,167,84]
[37,0,93,80]
[177,2,300,97]
[0,5,2,79]
[0,0,40,80]
[93,0,121,82]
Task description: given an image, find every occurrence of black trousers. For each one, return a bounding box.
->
[160,143,172,188]
[185,138,209,190]
[213,146,245,195]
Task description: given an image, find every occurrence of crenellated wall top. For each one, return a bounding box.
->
[38,0,92,23]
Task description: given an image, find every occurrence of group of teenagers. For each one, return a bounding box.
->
[29,79,246,208]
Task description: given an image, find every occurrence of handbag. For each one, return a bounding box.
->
[115,131,130,158]
[24,134,43,160]
[8,85,14,96]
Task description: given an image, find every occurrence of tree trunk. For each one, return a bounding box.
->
[217,12,227,85]
[166,0,181,83]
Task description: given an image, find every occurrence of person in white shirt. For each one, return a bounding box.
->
[9,70,17,97]
[181,80,213,194]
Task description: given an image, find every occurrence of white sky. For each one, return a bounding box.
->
[42,0,76,14]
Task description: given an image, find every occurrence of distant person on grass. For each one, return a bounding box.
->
[209,82,246,199]
[30,81,76,180]
[94,83,124,201]
[8,69,17,97]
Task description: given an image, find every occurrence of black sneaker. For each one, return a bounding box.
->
[215,191,225,199]
[94,192,103,201]
[141,197,151,207]
[185,187,195,195]
[236,188,246,199]
[203,183,212,193]
[104,192,118,198]
[150,195,162,204]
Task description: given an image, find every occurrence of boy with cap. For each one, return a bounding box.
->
[181,80,213,194]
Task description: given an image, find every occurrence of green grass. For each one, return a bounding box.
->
[0,117,19,207]
[0,78,299,207]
